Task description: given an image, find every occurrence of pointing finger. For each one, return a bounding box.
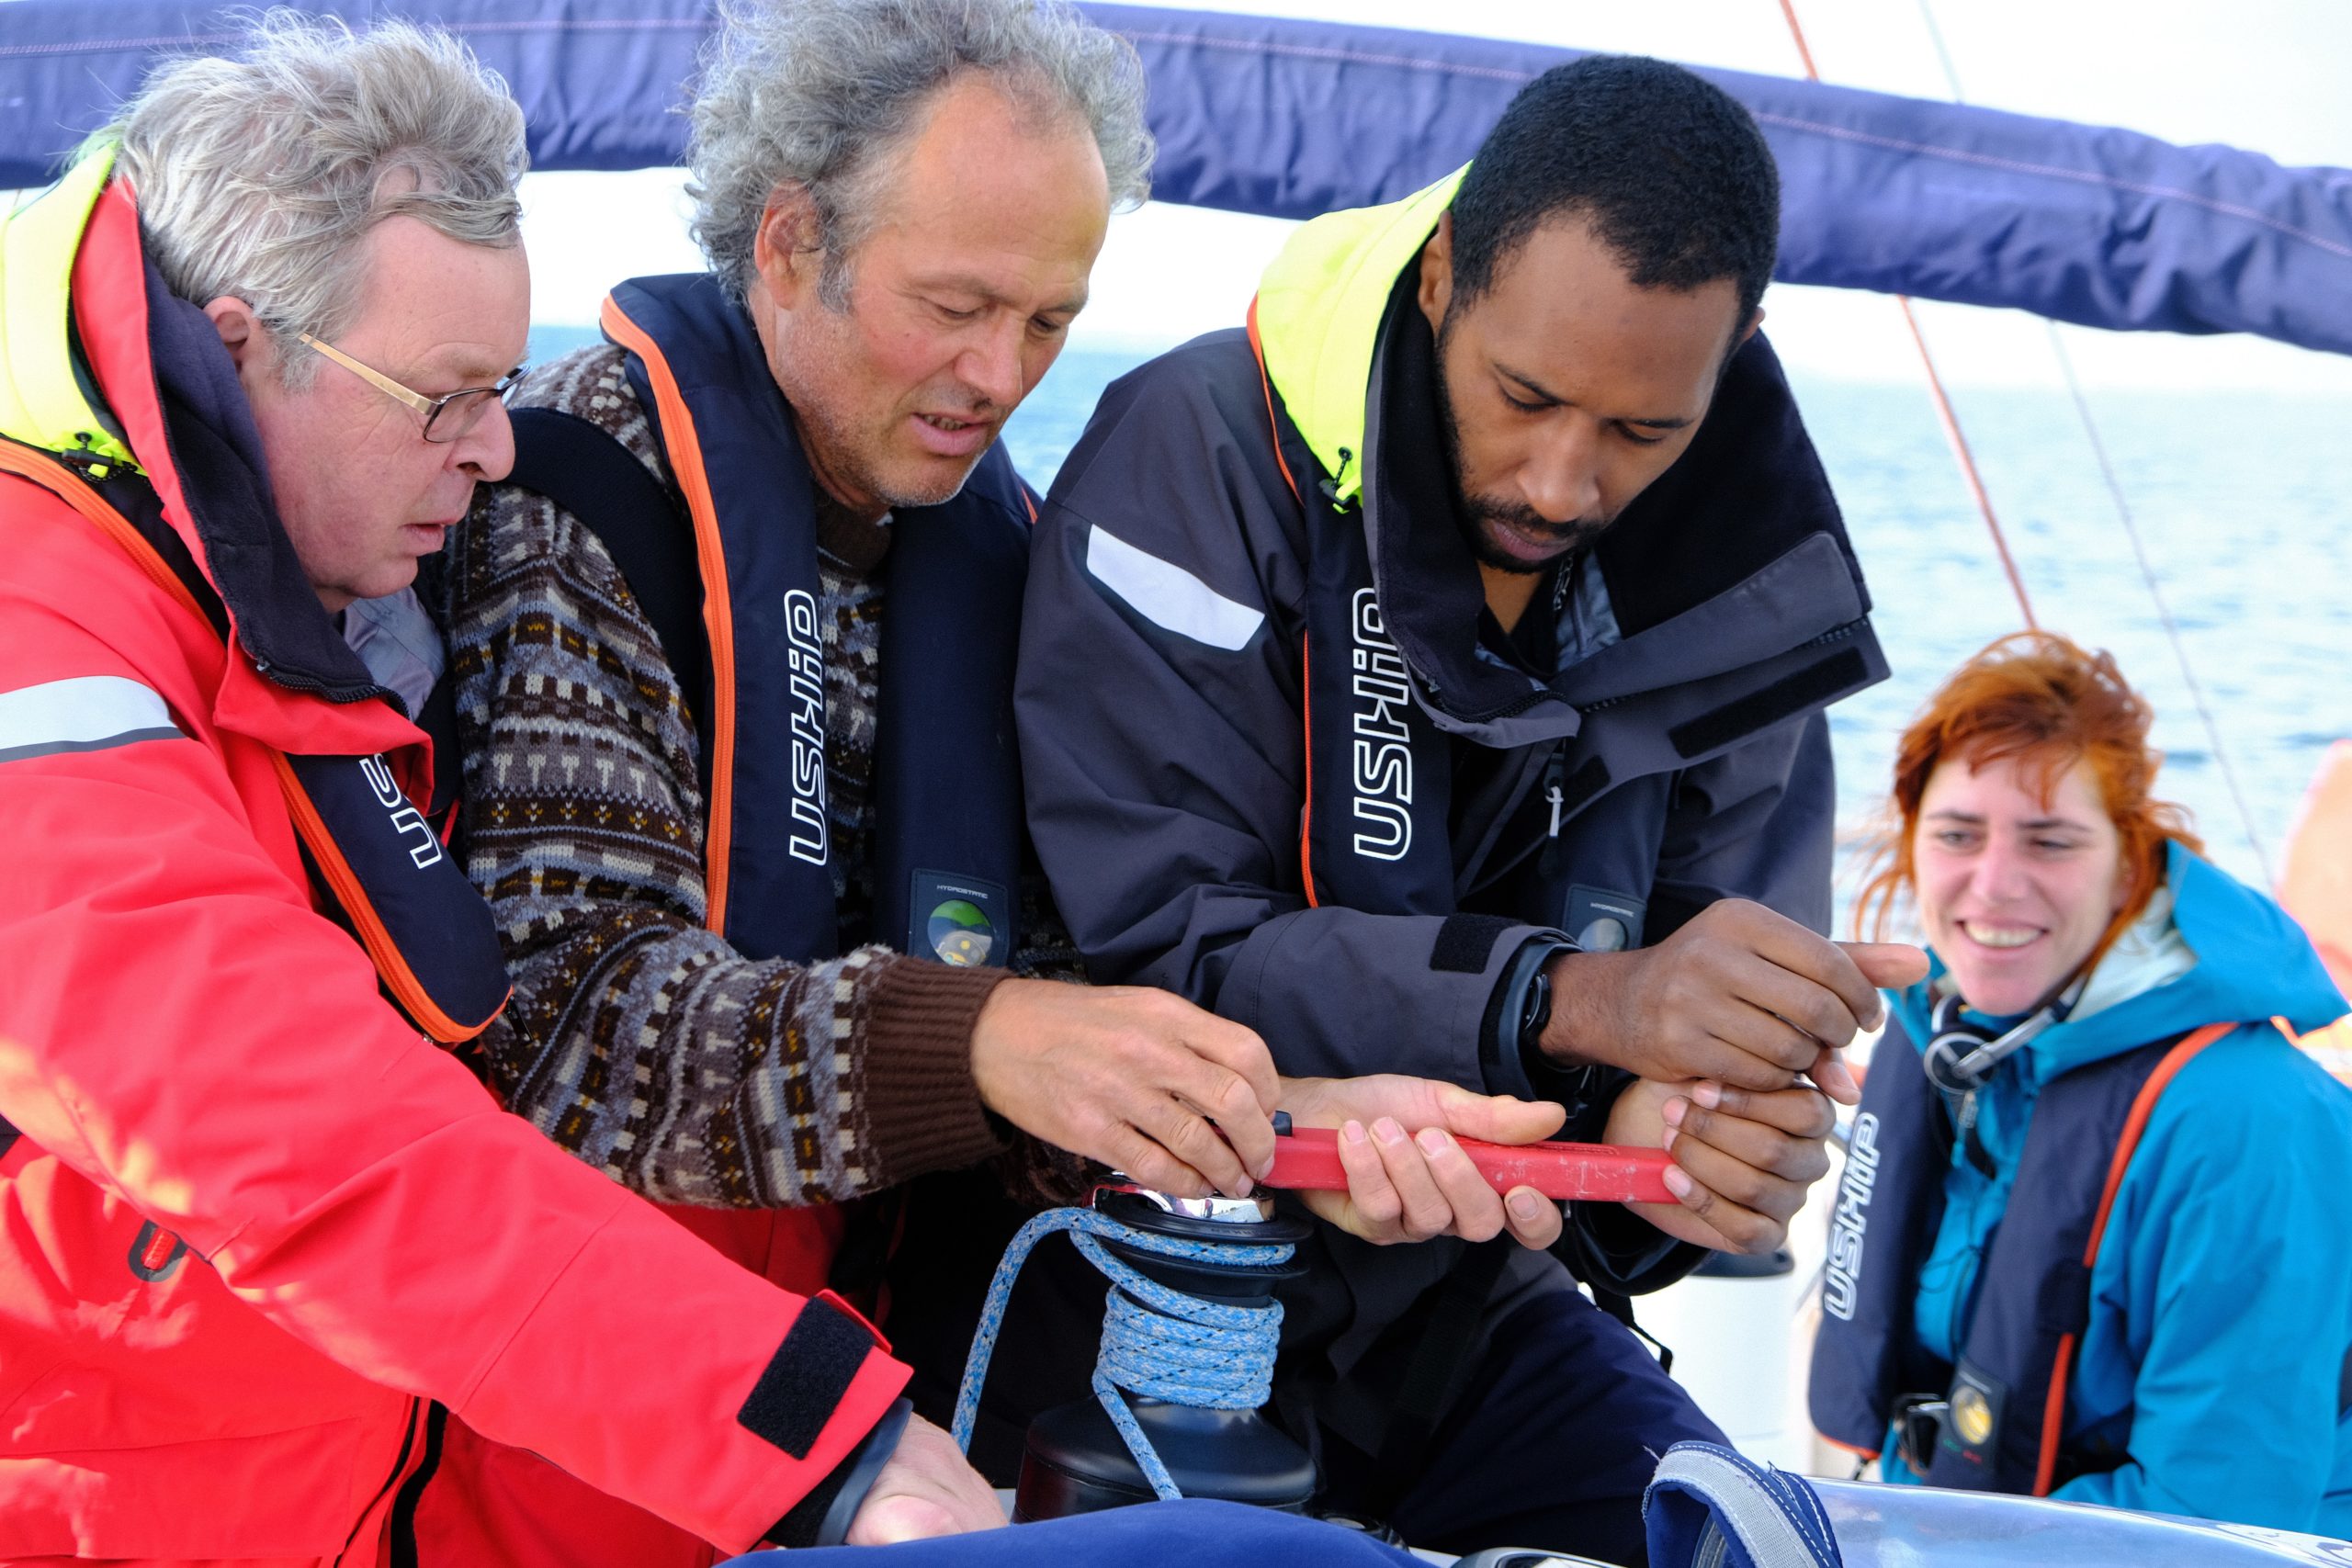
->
[1426,1085,1566,1146]
[1840,941,1930,1001]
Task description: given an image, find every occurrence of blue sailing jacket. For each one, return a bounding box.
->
[1874,845,2352,1529]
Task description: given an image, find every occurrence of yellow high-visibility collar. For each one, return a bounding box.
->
[1252,165,1465,506]
[0,144,135,473]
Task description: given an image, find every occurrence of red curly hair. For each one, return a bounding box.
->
[1855,632,2203,970]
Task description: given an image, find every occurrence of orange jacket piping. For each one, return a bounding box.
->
[598,294,741,936]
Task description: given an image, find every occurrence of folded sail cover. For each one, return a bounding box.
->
[4,0,2348,355]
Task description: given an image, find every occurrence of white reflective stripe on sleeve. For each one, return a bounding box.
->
[0,674,184,763]
[1085,525,1266,652]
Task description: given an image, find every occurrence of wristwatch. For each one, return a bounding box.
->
[1515,944,1611,1122]
[1518,962,1555,1051]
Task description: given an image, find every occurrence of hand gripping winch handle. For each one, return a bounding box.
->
[1264,1118,1677,1204]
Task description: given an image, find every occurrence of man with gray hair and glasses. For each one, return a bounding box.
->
[0,13,1080,1562]
[447,0,1576,1561]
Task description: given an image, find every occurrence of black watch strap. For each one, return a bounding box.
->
[768,1396,915,1549]
[1519,963,1554,1045]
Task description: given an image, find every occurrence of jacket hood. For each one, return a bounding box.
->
[1254,166,1463,506]
[1896,841,2349,1082]
[1,150,394,743]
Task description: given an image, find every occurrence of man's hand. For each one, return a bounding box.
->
[1279,1075,1566,1249]
[842,1412,1003,1544]
[1539,899,1928,1105]
[970,980,1281,1201]
[1604,1076,1834,1254]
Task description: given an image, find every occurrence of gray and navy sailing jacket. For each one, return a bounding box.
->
[1016,174,1888,1325]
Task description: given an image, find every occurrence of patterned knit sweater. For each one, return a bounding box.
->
[444,344,1018,1209]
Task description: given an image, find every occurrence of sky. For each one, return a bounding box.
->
[518,0,2352,395]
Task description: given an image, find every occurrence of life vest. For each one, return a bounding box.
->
[512,271,1032,971]
[1808,1016,2233,1495]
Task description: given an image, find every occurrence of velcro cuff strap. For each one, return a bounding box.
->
[738,1290,887,1460]
[1668,647,1869,760]
[1432,912,1516,974]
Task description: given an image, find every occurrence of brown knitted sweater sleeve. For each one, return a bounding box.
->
[444,347,1005,1207]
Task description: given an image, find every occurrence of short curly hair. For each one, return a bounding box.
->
[687,0,1152,309]
[1450,54,1779,325]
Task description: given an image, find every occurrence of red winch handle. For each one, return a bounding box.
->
[1265,1121,1676,1205]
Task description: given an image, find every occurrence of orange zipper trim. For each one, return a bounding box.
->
[0,443,215,635]
[273,752,497,1043]
[598,294,740,936]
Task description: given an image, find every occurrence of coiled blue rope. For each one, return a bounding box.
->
[951,1205,1294,1501]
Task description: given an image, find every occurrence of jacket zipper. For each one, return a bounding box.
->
[335,1396,424,1565]
[386,1403,449,1568]
[246,653,396,708]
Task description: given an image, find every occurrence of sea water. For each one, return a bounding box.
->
[526,325,2352,920]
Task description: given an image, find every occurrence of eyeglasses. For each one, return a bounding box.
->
[296,331,522,444]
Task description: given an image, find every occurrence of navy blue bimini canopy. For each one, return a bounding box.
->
[5,0,2350,355]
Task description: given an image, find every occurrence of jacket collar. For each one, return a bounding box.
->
[1897,842,2350,1081]
[0,146,135,470]
[62,172,409,754]
[1255,166,1463,505]
[1356,247,1873,739]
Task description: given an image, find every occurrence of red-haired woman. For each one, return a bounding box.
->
[1809,632,2352,1530]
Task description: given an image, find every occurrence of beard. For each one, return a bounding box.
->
[1433,312,1616,576]
[769,308,1003,514]
[1456,490,1614,575]
[800,386,996,513]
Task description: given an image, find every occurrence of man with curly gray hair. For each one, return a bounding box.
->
[0,12,1040,1562]
[444,1,1570,1561]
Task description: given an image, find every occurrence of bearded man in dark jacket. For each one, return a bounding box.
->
[986,56,1928,1562]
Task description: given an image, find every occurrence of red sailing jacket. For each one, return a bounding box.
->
[0,177,907,1562]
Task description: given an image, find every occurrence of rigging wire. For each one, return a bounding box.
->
[2043,317,2275,882]
[1905,0,2275,881]
[1774,0,2039,630]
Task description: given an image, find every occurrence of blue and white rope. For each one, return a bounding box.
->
[951,1205,1294,1501]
